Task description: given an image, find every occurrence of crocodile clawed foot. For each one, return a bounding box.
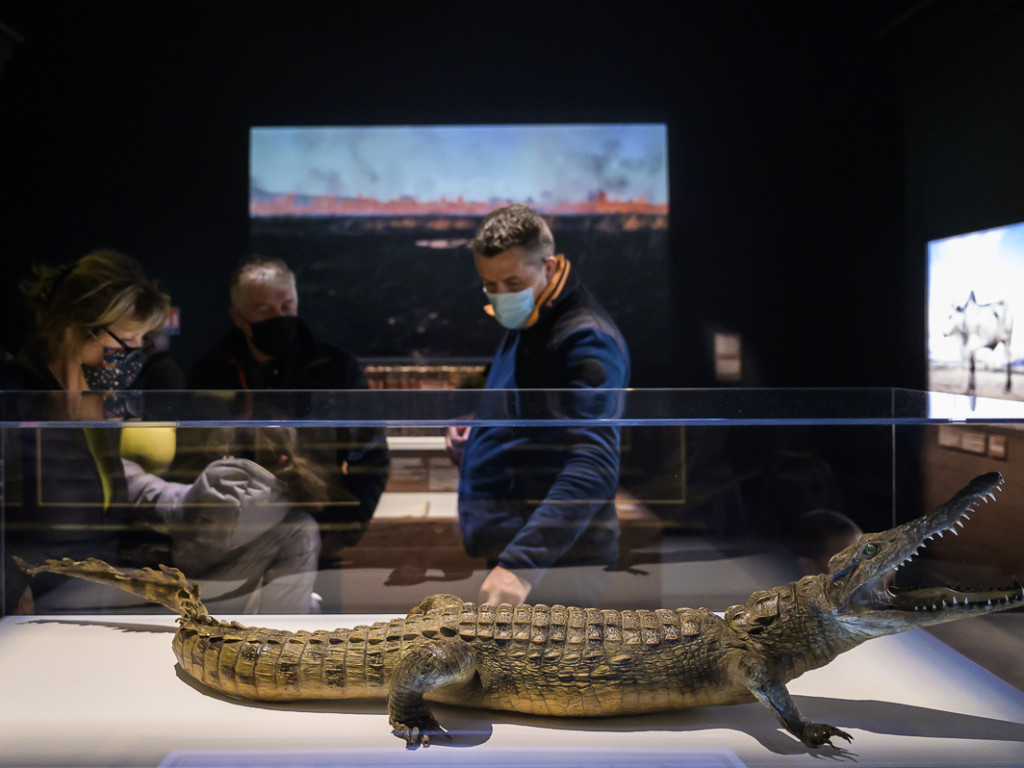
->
[800,722,853,749]
[391,713,449,749]
[393,724,450,749]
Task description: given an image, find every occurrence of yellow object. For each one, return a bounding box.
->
[120,424,177,475]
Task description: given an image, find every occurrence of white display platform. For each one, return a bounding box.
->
[2,614,1024,768]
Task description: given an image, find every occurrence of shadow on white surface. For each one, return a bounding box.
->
[168,663,1024,758]
[6,616,1024,768]
[159,746,749,767]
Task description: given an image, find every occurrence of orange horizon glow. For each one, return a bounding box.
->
[250,190,669,218]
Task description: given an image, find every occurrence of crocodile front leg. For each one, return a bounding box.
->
[750,677,852,748]
[388,637,478,748]
[732,653,852,748]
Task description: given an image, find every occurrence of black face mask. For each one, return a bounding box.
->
[249,316,299,358]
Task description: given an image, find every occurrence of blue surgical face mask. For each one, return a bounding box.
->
[486,287,536,330]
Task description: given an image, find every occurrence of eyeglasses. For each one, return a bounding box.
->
[99,327,155,360]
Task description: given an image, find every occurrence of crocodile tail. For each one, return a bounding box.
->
[14,556,208,618]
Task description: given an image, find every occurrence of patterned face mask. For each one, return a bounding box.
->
[82,327,151,391]
[82,346,147,391]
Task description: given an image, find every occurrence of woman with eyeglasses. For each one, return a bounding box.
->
[0,250,171,614]
[1,250,320,616]
[11,248,167,398]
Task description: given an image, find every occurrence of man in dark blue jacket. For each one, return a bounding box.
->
[448,205,630,606]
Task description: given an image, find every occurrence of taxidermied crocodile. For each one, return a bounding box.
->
[17,471,1023,750]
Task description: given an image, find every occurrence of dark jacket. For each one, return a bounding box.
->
[458,260,630,573]
[185,321,389,546]
[188,321,366,392]
[0,346,131,612]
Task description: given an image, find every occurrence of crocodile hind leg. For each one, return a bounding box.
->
[388,637,477,748]
[405,593,468,616]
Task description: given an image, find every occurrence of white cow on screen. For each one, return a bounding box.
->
[945,291,1014,394]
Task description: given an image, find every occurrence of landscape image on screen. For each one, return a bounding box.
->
[249,124,670,372]
[927,219,1024,400]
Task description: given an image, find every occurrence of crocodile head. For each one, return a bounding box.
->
[823,471,1023,636]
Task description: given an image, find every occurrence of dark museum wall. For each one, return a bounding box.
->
[0,1,1022,388]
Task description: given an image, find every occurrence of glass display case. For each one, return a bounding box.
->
[1,388,1022,767]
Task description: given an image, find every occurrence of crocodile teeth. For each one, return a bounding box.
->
[955,520,965,529]
[962,512,971,521]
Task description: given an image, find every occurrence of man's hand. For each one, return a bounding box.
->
[445,425,471,467]
[478,565,531,606]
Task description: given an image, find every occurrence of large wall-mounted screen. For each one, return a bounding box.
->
[249,124,669,374]
[928,219,1024,399]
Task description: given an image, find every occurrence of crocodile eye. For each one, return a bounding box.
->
[862,543,880,558]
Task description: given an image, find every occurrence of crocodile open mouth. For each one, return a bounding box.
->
[890,583,1024,612]
[882,475,1023,612]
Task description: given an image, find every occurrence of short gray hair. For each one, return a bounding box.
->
[230,256,296,308]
